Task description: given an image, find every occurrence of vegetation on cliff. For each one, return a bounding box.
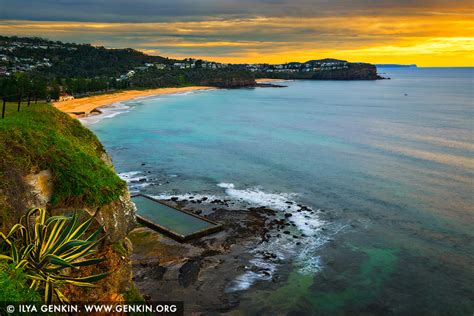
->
[0,208,108,303]
[0,102,138,303]
[0,102,126,211]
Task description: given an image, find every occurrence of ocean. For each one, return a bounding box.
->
[87,67,473,315]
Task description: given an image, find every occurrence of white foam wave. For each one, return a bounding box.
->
[151,193,221,202]
[80,102,132,125]
[217,182,299,211]
[118,171,152,192]
[219,182,329,292]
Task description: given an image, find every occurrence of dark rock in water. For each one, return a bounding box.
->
[284,213,293,218]
[141,163,146,166]
[195,210,202,215]
[296,242,301,245]
[189,196,194,199]
[283,231,291,234]
[202,197,208,201]
[285,201,293,204]
[178,259,201,288]
[293,235,298,239]
[171,197,179,201]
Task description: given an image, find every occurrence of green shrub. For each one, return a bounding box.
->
[0,208,109,303]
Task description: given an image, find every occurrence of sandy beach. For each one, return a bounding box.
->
[53,86,214,118]
[256,78,289,83]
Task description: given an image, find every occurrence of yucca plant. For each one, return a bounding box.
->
[0,208,109,303]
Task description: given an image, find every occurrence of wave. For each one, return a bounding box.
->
[220,183,331,292]
[80,101,132,125]
[118,171,152,193]
[151,192,221,202]
[217,182,322,236]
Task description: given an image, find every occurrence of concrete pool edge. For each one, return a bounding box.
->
[132,193,223,242]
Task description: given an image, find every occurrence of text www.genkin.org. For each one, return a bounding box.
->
[5,302,184,315]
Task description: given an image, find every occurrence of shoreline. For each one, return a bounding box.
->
[256,78,290,83]
[53,86,215,118]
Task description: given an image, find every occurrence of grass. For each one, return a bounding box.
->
[0,102,125,209]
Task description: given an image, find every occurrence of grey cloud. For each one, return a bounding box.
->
[0,0,470,22]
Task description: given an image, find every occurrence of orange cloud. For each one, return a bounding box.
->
[0,15,472,66]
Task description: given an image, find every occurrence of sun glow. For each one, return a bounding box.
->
[0,14,472,66]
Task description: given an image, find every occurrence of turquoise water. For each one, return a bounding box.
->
[89,68,474,315]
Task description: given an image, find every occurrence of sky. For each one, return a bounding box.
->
[0,0,472,66]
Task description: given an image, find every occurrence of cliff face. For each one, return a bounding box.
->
[0,102,137,302]
[311,63,380,80]
[204,77,257,88]
[256,62,382,81]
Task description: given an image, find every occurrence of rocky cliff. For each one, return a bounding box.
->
[205,77,257,88]
[257,62,383,81]
[310,63,381,80]
[0,102,138,302]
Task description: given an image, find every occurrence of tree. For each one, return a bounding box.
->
[50,80,60,100]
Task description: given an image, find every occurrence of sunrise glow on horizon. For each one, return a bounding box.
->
[0,1,472,66]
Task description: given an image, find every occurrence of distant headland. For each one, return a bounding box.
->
[0,35,384,100]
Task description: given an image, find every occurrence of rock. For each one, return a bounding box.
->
[178,259,201,288]
[171,196,179,201]
[23,170,53,208]
[284,213,293,218]
[283,231,291,234]
[90,193,137,243]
